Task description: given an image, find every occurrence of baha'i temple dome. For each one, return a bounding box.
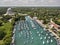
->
[4,8,15,16]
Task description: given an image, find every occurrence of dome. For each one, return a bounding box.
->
[7,8,12,11]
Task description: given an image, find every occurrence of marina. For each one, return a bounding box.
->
[13,16,57,45]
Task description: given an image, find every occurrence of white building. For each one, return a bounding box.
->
[4,8,15,16]
[33,17,37,20]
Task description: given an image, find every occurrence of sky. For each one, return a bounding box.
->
[0,0,60,7]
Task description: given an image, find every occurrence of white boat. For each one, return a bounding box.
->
[43,41,45,44]
[13,28,16,33]
[30,31,32,34]
[47,40,49,43]
[40,37,42,40]
[37,31,39,34]
[44,37,46,39]
[32,37,33,40]
[38,34,40,36]
[48,36,50,39]
[41,31,43,33]
[46,33,48,36]
[51,39,53,43]
[12,38,14,43]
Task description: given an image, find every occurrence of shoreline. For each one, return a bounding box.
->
[35,19,60,45]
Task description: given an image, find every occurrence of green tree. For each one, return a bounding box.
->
[0,30,6,40]
[0,20,3,26]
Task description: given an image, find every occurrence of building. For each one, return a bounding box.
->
[4,8,15,16]
[33,17,37,20]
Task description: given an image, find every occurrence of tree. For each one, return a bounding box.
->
[0,20,3,26]
[0,30,6,40]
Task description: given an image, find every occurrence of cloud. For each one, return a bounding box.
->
[0,0,60,6]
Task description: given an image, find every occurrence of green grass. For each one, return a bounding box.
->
[0,22,13,45]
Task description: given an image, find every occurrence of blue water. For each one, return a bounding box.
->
[14,16,57,45]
